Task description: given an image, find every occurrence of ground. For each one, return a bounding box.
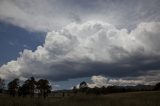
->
[0,91,160,106]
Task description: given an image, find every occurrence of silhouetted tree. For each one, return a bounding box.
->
[154,82,160,90]
[8,78,19,97]
[72,86,78,95]
[18,85,28,97]
[37,79,51,98]
[93,87,101,95]
[79,81,88,93]
[101,86,106,94]
[79,81,88,88]
[18,77,36,97]
[0,78,5,93]
[23,77,36,97]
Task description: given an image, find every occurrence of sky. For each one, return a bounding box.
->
[0,0,160,90]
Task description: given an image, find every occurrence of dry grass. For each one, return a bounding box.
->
[0,91,160,106]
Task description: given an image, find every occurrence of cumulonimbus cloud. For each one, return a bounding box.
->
[0,21,160,84]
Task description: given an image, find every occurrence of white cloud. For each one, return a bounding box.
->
[88,75,145,88]
[0,21,160,84]
[88,75,108,88]
[130,22,160,55]
[108,79,144,86]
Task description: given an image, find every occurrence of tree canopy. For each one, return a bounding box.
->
[8,78,19,96]
[0,78,5,93]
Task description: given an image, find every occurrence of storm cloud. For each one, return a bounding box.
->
[0,0,160,31]
[0,21,160,85]
[0,0,160,87]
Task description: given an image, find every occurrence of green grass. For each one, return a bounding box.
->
[0,91,160,106]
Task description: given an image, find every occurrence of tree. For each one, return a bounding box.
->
[72,86,78,95]
[24,77,36,97]
[8,78,19,97]
[154,82,160,90]
[37,79,51,98]
[0,78,5,93]
[93,87,101,95]
[18,77,36,97]
[79,81,88,89]
[18,85,27,97]
[29,77,36,97]
[79,81,88,93]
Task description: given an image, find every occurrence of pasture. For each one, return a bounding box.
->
[0,91,160,106]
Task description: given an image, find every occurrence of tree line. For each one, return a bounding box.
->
[72,81,160,95]
[0,77,51,98]
[1,78,160,97]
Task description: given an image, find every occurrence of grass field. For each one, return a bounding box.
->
[0,91,160,106]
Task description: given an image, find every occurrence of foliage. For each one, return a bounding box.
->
[79,81,88,93]
[7,77,51,98]
[72,86,78,94]
[154,82,160,90]
[37,79,52,98]
[18,77,36,97]
[0,78,5,93]
[8,78,19,96]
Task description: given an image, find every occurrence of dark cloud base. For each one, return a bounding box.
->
[44,54,160,81]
